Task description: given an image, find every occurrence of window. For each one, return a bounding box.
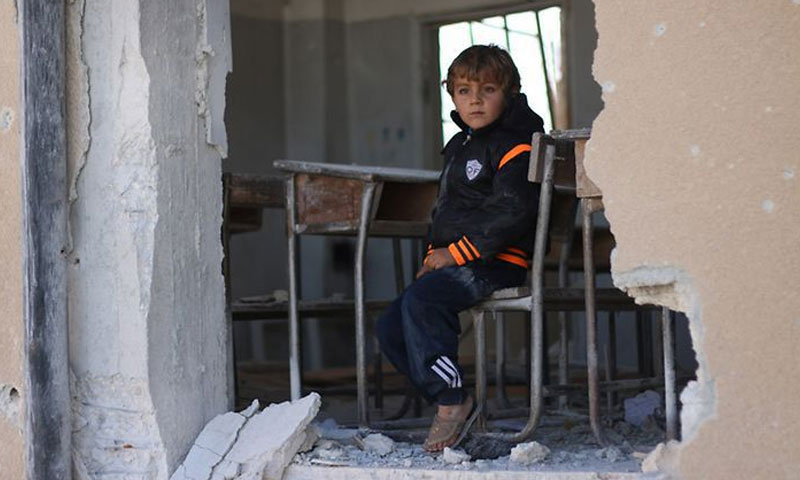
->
[438,7,564,144]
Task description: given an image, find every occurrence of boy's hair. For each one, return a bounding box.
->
[444,45,521,97]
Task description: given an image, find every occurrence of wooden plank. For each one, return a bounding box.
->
[551,127,592,140]
[226,173,285,208]
[574,139,603,198]
[20,1,71,478]
[295,174,363,226]
[528,132,576,188]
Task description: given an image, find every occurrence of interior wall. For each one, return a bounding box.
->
[66,0,230,476]
[0,2,25,478]
[590,1,800,478]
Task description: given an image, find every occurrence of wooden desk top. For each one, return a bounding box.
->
[274,160,440,183]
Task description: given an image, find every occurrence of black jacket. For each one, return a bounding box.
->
[429,94,545,268]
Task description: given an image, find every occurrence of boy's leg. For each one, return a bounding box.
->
[376,295,411,377]
[399,262,525,451]
[399,266,478,405]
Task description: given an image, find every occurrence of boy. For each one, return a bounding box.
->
[376,45,544,452]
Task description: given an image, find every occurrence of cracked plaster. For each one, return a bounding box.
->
[66,0,229,477]
[590,1,800,478]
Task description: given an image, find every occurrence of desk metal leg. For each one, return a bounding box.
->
[355,182,377,427]
[662,307,678,440]
[286,175,302,401]
[607,311,617,413]
[581,197,604,445]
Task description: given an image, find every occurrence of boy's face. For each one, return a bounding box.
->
[451,76,505,131]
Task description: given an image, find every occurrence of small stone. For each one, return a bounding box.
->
[442,447,471,464]
[402,458,413,468]
[312,440,346,460]
[362,433,395,456]
[509,441,550,465]
[595,446,624,463]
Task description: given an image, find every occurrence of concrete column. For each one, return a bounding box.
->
[67,0,230,476]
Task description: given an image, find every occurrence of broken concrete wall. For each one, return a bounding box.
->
[0,2,25,478]
[67,0,230,476]
[590,1,800,478]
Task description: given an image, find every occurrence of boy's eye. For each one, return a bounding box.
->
[458,88,470,95]
[483,85,497,93]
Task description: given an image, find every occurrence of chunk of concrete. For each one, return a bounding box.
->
[297,424,320,453]
[170,410,250,480]
[509,441,550,465]
[171,393,321,480]
[225,393,321,480]
[442,447,471,464]
[624,390,662,427]
[642,440,680,474]
[361,433,394,457]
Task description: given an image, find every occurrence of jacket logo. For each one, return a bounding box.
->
[465,159,482,181]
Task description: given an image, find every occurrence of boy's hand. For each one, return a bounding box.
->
[416,248,456,279]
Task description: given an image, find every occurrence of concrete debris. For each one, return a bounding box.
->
[624,390,662,427]
[312,440,346,460]
[442,447,471,464]
[462,435,514,460]
[642,440,680,474]
[171,393,320,480]
[509,441,550,465]
[360,433,395,457]
[594,446,624,463]
[293,416,659,474]
[240,399,260,418]
[317,417,359,441]
[298,424,320,453]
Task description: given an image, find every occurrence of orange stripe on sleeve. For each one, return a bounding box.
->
[461,236,481,258]
[457,240,474,261]
[498,144,532,170]
[448,244,466,266]
[507,247,527,257]
[496,253,529,268]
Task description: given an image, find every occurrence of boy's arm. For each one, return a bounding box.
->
[445,144,539,265]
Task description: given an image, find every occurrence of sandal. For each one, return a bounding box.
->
[423,396,478,453]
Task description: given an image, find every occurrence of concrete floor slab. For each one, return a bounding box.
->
[285,465,645,480]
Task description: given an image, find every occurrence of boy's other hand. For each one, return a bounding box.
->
[416,248,457,279]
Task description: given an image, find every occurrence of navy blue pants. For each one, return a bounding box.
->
[376,261,526,405]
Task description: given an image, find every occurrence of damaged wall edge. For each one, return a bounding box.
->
[19,0,71,479]
[612,266,716,446]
